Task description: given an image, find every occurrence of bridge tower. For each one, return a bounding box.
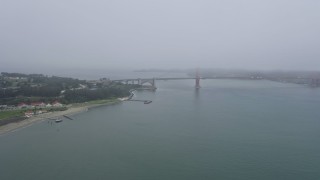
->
[195,69,200,88]
[311,78,320,87]
[152,78,156,88]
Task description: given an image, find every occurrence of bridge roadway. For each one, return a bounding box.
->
[112,77,264,87]
[112,76,320,87]
[112,76,262,82]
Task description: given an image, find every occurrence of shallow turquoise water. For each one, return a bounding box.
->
[1,80,320,179]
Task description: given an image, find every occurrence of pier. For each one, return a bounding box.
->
[125,89,153,104]
[126,99,152,104]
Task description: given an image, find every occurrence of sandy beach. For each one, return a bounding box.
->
[0,100,122,135]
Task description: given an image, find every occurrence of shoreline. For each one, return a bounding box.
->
[0,100,122,136]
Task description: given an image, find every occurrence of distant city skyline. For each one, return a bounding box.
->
[1,0,320,71]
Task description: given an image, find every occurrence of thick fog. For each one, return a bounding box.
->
[1,0,319,72]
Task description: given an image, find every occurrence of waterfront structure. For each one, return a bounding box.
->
[24,111,33,117]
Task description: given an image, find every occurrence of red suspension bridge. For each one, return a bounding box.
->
[112,70,320,89]
[113,69,201,89]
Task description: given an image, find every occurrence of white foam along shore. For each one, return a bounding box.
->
[0,100,122,136]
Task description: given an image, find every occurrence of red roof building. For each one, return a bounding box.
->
[30,102,46,107]
[17,103,28,108]
[52,101,63,107]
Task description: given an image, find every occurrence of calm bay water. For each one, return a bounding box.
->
[1,79,320,180]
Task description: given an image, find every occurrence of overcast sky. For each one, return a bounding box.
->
[1,0,320,71]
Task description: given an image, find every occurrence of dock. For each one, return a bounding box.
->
[126,99,153,104]
[63,115,73,120]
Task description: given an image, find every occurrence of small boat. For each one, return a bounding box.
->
[144,100,152,104]
[55,119,63,123]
